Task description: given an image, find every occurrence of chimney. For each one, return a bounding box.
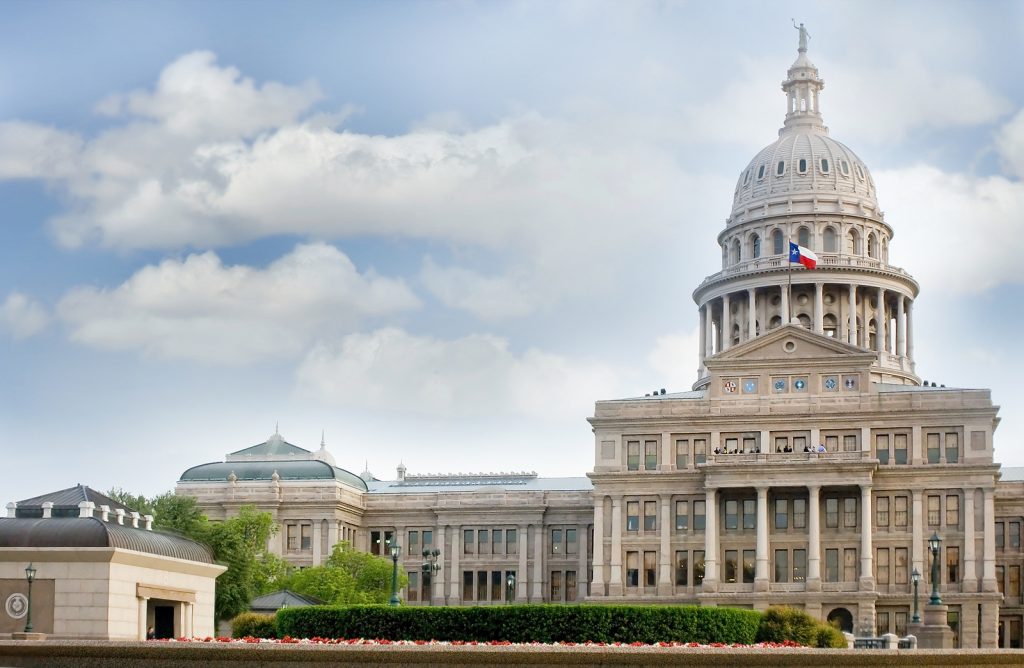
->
[99,504,111,522]
[130,511,141,528]
[143,514,154,531]
[6,502,16,518]
[397,463,407,482]
[41,502,53,519]
[114,508,126,525]
[78,501,95,518]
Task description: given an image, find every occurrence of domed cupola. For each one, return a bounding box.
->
[691,24,920,389]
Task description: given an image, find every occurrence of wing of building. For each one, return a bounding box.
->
[171,32,1021,650]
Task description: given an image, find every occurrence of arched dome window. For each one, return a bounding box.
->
[772,229,784,255]
[797,314,811,330]
[823,314,838,338]
[776,161,786,176]
[820,158,830,174]
[868,233,878,259]
[839,160,850,177]
[823,227,837,253]
[798,226,811,249]
[750,234,761,259]
[757,164,766,180]
[743,169,751,186]
[770,315,782,330]
[798,158,808,174]
[847,229,861,255]
[731,239,741,264]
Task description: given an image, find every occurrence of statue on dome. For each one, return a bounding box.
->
[792,20,810,51]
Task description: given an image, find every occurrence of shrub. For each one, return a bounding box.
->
[276,604,761,644]
[814,624,848,648]
[755,606,820,646]
[231,612,277,639]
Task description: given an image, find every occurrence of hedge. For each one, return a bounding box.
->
[756,606,847,648]
[230,612,277,639]
[275,605,762,644]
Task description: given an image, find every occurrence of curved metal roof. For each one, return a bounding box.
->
[0,517,215,563]
[178,460,368,491]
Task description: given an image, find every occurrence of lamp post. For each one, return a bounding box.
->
[505,572,516,604]
[388,539,402,607]
[911,568,921,623]
[24,563,36,634]
[928,532,942,605]
[422,548,440,606]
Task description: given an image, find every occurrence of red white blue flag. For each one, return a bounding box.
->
[788,242,818,269]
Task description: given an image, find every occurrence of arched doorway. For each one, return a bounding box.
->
[827,607,854,633]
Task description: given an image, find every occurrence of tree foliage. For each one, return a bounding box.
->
[280,542,407,605]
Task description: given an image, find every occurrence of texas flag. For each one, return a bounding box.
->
[788,241,818,269]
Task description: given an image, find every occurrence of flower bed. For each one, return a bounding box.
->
[158,636,806,648]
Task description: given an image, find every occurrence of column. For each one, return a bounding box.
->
[981,602,1000,648]
[896,295,906,357]
[577,523,589,601]
[532,524,543,600]
[755,486,769,591]
[705,302,715,358]
[517,524,528,600]
[875,286,885,353]
[906,300,914,361]
[138,597,149,640]
[661,431,673,471]
[659,495,672,594]
[609,497,623,595]
[807,485,821,589]
[699,305,708,368]
[814,282,824,334]
[184,602,193,638]
[911,491,924,575]
[964,489,977,593]
[860,485,874,589]
[848,284,857,345]
[177,602,187,639]
[327,519,339,553]
[312,520,323,565]
[983,488,997,591]
[781,285,790,325]
[435,524,446,605]
[592,500,605,596]
[450,525,461,604]
[703,489,718,590]
[722,293,732,350]
[747,288,757,340]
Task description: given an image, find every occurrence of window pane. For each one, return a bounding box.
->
[507,529,517,553]
[876,497,890,528]
[895,496,908,528]
[676,439,689,469]
[774,549,789,582]
[694,501,706,530]
[626,551,639,587]
[825,549,839,582]
[743,499,756,529]
[676,551,689,586]
[876,547,890,585]
[726,500,738,530]
[644,501,657,531]
[551,529,562,554]
[928,495,940,526]
[694,551,705,584]
[927,433,940,463]
[644,440,658,470]
[566,571,577,601]
[464,529,475,554]
[947,547,959,584]
[844,548,857,582]
[775,499,788,529]
[794,499,806,529]
[627,501,639,532]
[694,439,707,464]
[566,528,578,554]
[627,441,640,470]
[644,551,657,586]
[742,550,755,583]
[477,571,487,601]
[895,547,908,584]
[946,495,959,527]
[550,571,561,602]
[876,434,890,464]
[844,498,858,527]
[491,570,502,601]
[793,549,806,582]
[946,432,959,464]
[463,571,473,601]
[826,498,838,528]
[725,550,738,583]
[676,500,689,531]
[894,434,908,464]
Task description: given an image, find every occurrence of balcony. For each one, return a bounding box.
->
[706,451,869,465]
[694,254,917,294]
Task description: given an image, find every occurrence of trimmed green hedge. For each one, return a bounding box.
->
[276,605,761,644]
[756,606,847,648]
[230,612,277,639]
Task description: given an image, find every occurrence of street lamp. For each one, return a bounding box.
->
[505,572,516,604]
[928,532,942,605]
[388,539,402,607]
[24,563,36,634]
[421,548,440,606]
[911,568,921,623]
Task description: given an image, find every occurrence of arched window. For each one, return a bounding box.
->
[798,226,811,249]
[750,234,761,259]
[757,164,766,180]
[823,314,838,338]
[820,158,830,174]
[731,239,741,264]
[798,314,811,330]
[769,315,782,330]
[798,158,808,174]
[731,324,740,346]
[772,229,784,255]
[847,229,861,255]
[868,233,877,259]
[823,227,837,253]
[776,161,785,176]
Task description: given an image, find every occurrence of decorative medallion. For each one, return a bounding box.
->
[773,378,787,393]
[793,378,807,391]
[743,379,757,394]
[723,379,738,394]
[824,376,838,391]
[5,593,27,619]
[843,375,858,391]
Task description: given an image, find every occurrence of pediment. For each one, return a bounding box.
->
[707,324,876,366]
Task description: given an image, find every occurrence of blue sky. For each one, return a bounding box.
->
[2,1,1023,503]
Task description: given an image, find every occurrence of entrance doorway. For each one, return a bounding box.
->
[827,607,854,633]
[154,605,175,639]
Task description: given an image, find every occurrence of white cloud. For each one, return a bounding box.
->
[0,292,50,339]
[420,257,537,320]
[646,328,700,389]
[56,243,419,364]
[296,327,619,421]
[0,121,82,179]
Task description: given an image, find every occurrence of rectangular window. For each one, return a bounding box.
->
[743,437,756,453]
[793,436,807,451]
[644,501,657,531]
[287,524,298,550]
[946,432,959,464]
[408,530,420,551]
[928,495,941,526]
[793,549,806,582]
[724,550,738,583]
[725,437,738,453]
[894,434,908,464]
[408,571,419,602]
[844,497,858,528]
[825,549,839,582]
[676,551,689,586]
[876,497,890,528]
[725,500,738,530]
[694,550,705,585]
[477,571,487,601]
[550,571,562,602]
[895,496,908,528]
[694,501,706,530]
[626,501,640,532]
[946,495,960,527]
[775,499,789,529]
[996,522,1005,549]
[997,565,1005,594]
[566,571,577,601]
[644,551,657,586]
[478,529,489,555]
[947,547,959,584]
[694,439,707,464]
[566,528,578,554]
[876,612,890,638]
[826,498,839,528]
[551,529,563,554]
[644,440,658,470]
[492,529,501,551]
[742,549,755,584]
[775,436,788,453]
[1011,566,1021,597]
[794,499,806,529]
[825,435,839,452]
[895,547,908,584]
[507,528,517,554]
[1011,522,1021,549]
[774,549,789,583]
[462,571,473,601]
[626,551,639,587]
[844,548,857,582]
[895,612,908,637]
[627,440,640,470]
[464,529,475,554]
[927,433,941,463]
[490,571,502,601]
[676,500,689,531]
[876,434,890,464]
[844,434,858,452]
[877,547,890,585]
[301,524,312,550]
[675,439,688,469]
[423,530,433,547]
[743,499,756,530]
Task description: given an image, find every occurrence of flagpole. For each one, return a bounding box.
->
[787,238,793,324]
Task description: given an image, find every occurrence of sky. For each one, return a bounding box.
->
[2,0,1023,504]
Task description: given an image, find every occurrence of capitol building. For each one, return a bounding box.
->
[175,33,1024,649]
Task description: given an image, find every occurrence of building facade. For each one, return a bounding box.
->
[174,34,1024,649]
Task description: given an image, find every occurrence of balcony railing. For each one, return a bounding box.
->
[695,253,916,291]
[706,451,868,465]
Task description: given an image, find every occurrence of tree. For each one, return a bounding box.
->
[281,543,407,605]
[151,492,207,536]
[202,505,277,620]
[253,552,293,596]
[106,488,155,516]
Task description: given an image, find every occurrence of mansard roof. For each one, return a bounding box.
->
[15,484,136,518]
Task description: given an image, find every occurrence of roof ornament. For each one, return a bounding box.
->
[321,429,326,448]
[792,19,810,52]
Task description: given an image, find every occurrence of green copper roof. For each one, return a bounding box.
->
[229,433,310,457]
[179,460,367,491]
